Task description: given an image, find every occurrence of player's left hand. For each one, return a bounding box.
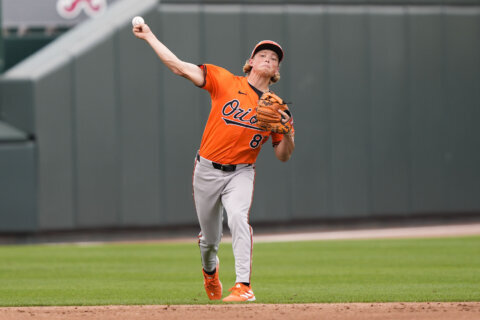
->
[278,109,291,124]
[256,92,293,134]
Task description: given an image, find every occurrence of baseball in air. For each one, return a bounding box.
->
[132,16,145,27]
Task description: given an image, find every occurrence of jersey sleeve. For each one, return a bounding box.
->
[271,133,283,147]
[199,64,233,99]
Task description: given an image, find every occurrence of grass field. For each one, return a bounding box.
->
[0,236,479,306]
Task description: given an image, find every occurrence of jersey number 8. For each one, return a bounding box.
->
[249,134,264,149]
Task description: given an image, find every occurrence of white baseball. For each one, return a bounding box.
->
[132,16,145,27]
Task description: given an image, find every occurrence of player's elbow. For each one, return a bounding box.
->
[276,150,292,162]
[166,59,187,77]
[171,65,185,77]
[275,144,294,162]
[171,63,203,86]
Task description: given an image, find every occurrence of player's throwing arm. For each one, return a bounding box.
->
[131,16,204,86]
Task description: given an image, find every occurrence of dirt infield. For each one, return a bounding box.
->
[1,303,480,320]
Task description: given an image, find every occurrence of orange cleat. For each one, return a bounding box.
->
[202,258,222,300]
[222,283,256,302]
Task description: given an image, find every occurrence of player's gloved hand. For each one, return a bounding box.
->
[256,92,293,134]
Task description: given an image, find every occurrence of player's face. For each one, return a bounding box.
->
[249,49,280,77]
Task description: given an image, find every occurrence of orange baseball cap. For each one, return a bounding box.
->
[250,40,284,62]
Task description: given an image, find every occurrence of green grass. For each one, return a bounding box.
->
[0,236,479,306]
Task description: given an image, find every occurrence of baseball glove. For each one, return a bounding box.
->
[256,92,293,134]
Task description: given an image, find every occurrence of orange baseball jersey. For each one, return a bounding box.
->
[198,64,286,165]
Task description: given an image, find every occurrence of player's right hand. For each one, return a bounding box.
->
[132,24,152,40]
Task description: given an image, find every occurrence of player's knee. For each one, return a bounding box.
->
[199,242,218,253]
[199,238,219,247]
[227,212,249,229]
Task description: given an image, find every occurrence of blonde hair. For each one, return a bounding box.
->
[243,60,281,84]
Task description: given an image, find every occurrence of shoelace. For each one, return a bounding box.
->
[205,277,220,290]
[229,285,248,295]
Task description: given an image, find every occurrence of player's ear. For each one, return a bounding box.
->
[273,64,280,76]
[243,60,252,74]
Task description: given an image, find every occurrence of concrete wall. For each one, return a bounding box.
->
[0,121,35,231]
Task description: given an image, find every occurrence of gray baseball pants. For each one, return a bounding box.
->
[193,154,255,284]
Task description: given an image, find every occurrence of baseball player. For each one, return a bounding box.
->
[133,22,295,302]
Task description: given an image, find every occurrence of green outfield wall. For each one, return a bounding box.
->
[0,2,4,73]
[0,0,479,232]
